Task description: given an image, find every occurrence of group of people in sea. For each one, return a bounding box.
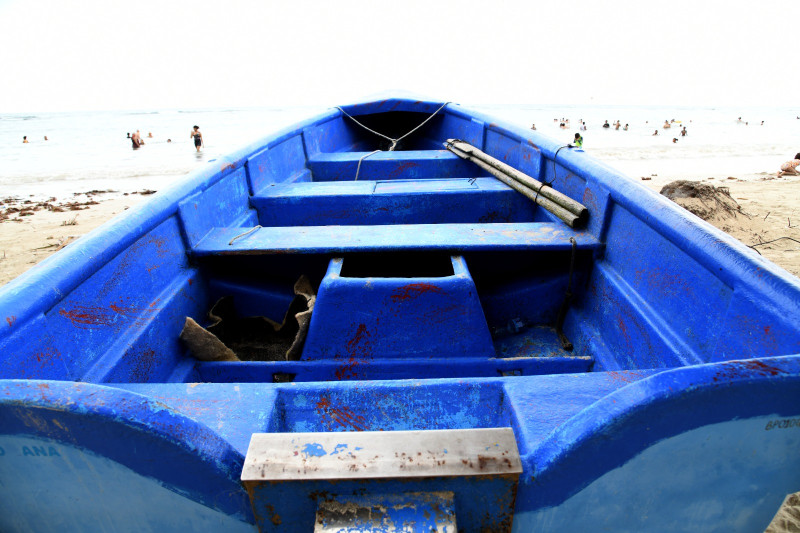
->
[531,117,693,149]
[125,126,203,151]
[21,136,47,143]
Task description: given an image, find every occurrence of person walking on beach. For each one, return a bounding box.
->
[778,153,800,177]
[191,125,203,151]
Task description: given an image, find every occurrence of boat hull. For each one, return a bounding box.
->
[1,97,799,531]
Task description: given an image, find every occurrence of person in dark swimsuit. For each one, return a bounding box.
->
[191,125,203,151]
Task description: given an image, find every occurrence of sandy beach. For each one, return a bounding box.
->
[0,191,151,286]
[2,174,799,287]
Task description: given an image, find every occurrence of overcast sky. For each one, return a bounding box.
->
[1,0,798,112]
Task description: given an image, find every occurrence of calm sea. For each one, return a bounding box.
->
[1,104,798,199]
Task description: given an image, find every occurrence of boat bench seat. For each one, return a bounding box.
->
[249,178,536,226]
[191,222,603,256]
[306,150,477,181]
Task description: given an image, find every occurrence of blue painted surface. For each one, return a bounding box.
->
[0,95,799,530]
[515,415,800,532]
[0,435,255,533]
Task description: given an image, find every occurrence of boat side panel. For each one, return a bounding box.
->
[484,128,522,168]
[303,116,361,155]
[512,357,800,532]
[0,381,255,525]
[246,134,309,195]
[178,167,257,248]
[425,111,485,148]
[0,435,254,533]
[514,414,800,533]
[565,200,735,370]
[713,289,800,362]
[0,216,201,381]
[88,273,205,383]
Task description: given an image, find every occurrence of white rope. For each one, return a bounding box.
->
[355,150,381,181]
[228,225,262,245]
[335,101,450,152]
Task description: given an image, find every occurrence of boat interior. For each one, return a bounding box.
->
[3,100,799,389]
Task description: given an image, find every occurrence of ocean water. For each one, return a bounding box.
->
[0,106,325,199]
[1,104,798,200]
[481,104,800,180]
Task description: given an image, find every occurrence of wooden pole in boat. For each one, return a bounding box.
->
[447,144,582,228]
[445,139,588,225]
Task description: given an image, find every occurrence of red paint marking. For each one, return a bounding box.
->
[221,162,236,172]
[342,323,373,362]
[713,359,786,382]
[316,396,331,411]
[390,283,444,302]
[315,395,366,431]
[328,406,367,431]
[346,324,370,350]
[6,316,15,327]
[129,348,157,381]
[335,357,360,380]
[58,306,115,328]
[388,161,419,179]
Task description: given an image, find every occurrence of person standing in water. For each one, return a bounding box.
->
[191,125,203,151]
[572,133,583,148]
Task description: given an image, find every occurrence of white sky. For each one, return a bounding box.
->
[1,0,798,112]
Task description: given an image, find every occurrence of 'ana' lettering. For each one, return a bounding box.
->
[21,446,61,457]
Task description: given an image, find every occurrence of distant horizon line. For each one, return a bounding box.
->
[3,101,799,116]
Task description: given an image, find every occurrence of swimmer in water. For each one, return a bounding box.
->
[191,125,203,151]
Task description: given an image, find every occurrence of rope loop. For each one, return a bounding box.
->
[335,101,450,152]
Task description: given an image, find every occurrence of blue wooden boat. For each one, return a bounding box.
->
[1,96,799,532]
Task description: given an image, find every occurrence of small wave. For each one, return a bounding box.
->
[1,115,40,121]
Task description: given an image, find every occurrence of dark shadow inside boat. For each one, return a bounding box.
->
[334,111,446,152]
[184,247,598,384]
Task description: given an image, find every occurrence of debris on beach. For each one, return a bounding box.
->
[0,196,102,222]
[660,180,747,223]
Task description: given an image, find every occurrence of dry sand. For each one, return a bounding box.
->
[0,191,151,286]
